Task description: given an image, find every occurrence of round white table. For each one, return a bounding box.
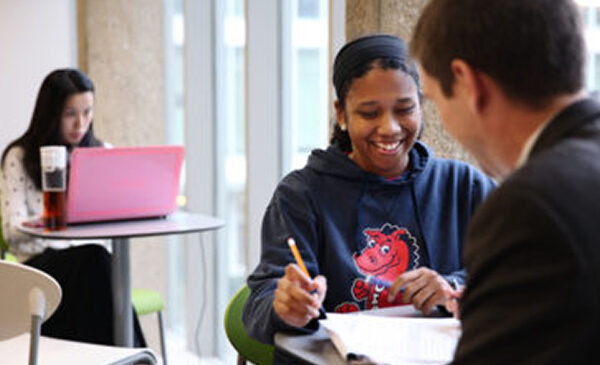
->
[18,211,224,347]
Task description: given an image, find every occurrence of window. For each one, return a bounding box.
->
[579,3,600,90]
[181,0,344,362]
[297,49,325,153]
[283,0,329,172]
[163,0,192,362]
[596,54,600,88]
[215,1,247,359]
[298,0,320,18]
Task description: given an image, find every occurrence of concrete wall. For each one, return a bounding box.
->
[78,0,167,351]
[346,0,473,162]
[80,0,165,146]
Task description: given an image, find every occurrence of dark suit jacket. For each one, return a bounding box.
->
[452,98,600,364]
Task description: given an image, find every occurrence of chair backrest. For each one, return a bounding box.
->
[0,262,158,365]
[0,260,61,340]
[224,285,274,365]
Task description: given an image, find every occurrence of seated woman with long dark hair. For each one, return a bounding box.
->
[0,68,145,346]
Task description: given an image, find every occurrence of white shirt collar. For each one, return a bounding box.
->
[516,121,549,168]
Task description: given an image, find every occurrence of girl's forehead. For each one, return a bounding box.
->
[347,68,419,101]
[64,92,94,105]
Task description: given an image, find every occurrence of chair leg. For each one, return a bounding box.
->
[157,311,167,365]
[29,314,43,365]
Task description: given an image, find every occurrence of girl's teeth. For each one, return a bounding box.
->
[375,142,400,151]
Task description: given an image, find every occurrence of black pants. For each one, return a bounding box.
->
[25,244,147,347]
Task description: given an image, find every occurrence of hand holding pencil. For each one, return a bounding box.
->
[272,237,327,328]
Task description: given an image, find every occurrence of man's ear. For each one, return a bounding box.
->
[450,59,488,114]
[334,100,346,130]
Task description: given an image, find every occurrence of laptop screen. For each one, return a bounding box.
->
[67,145,184,223]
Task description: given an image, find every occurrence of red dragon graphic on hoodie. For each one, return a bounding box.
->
[335,223,418,312]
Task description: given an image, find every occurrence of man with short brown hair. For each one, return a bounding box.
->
[412,0,600,363]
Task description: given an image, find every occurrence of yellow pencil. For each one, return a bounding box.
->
[287,237,310,278]
[288,237,324,315]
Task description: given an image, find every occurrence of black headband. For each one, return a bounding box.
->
[333,34,409,99]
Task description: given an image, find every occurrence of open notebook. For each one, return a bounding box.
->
[320,307,461,365]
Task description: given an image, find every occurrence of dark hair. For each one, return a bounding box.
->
[1,68,103,189]
[330,34,422,152]
[411,0,585,109]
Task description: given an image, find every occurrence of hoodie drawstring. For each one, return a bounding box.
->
[410,182,430,267]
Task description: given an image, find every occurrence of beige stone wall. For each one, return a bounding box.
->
[78,0,167,352]
[346,0,474,163]
[80,0,165,146]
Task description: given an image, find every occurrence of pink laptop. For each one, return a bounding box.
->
[66,145,184,224]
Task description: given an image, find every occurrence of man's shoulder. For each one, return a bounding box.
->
[471,131,600,248]
[515,127,600,190]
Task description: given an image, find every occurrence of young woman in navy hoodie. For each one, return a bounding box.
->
[243,34,495,350]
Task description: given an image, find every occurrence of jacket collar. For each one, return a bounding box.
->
[530,98,600,159]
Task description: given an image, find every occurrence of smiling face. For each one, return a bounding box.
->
[336,67,422,178]
[61,91,94,146]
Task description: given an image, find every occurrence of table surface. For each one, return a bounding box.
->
[17,211,225,240]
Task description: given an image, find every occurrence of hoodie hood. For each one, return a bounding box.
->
[306,141,431,186]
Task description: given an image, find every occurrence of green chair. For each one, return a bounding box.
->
[224,285,274,365]
[132,288,167,363]
[0,189,167,363]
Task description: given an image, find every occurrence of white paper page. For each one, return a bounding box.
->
[321,311,461,365]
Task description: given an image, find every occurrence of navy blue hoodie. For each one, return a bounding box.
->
[243,141,495,344]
